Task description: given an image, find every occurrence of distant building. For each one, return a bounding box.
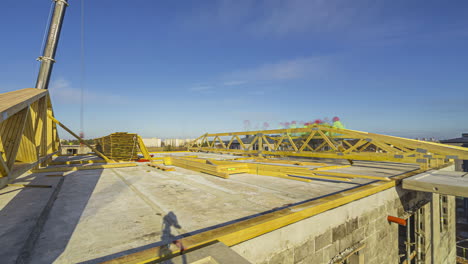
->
[440,133,468,172]
[440,133,468,220]
[163,138,196,147]
[142,138,162,148]
[60,145,92,155]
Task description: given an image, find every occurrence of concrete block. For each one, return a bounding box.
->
[377,229,387,241]
[338,236,352,252]
[385,199,396,214]
[351,227,365,243]
[269,248,294,264]
[346,217,359,233]
[358,212,371,227]
[368,208,379,222]
[377,204,386,216]
[321,243,339,263]
[375,215,389,230]
[332,223,347,242]
[315,230,332,251]
[363,220,375,237]
[298,250,323,264]
[294,240,314,263]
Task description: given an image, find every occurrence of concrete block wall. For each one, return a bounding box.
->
[431,193,457,264]
[232,186,450,264]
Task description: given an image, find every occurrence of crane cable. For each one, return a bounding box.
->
[80,0,85,139]
[35,2,54,83]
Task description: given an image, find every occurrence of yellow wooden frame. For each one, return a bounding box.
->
[187,125,468,168]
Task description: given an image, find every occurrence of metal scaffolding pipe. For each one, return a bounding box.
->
[35,0,69,90]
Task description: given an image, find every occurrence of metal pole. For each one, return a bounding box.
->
[36,0,69,90]
[406,217,411,264]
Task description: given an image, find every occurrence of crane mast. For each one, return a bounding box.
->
[35,0,69,90]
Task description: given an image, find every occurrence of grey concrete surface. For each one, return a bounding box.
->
[0,173,62,264]
[0,155,423,263]
[403,170,468,197]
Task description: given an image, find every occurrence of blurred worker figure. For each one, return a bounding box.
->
[301,122,310,136]
[290,121,297,129]
[290,121,298,136]
[315,119,332,136]
[332,116,345,129]
[331,116,345,137]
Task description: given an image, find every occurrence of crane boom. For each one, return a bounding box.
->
[35,0,69,90]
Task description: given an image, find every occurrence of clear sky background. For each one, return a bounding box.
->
[1,0,467,140]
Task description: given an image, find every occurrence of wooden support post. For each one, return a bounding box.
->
[8,184,52,188]
[47,114,113,163]
[137,135,151,160]
[0,154,10,177]
[31,163,136,173]
[5,108,29,170]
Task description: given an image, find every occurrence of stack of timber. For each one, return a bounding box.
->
[167,157,390,183]
[95,132,139,161]
[169,157,249,178]
[147,163,175,171]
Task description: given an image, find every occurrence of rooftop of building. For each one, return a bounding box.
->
[0,152,422,263]
[440,133,468,144]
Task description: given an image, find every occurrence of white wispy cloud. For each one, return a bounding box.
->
[251,0,363,35]
[180,0,468,46]
[189,85,214,92]
[186,56,327,95]
[225,57,328,82]
[223,81,246,86]
[49,78,126,104]
[180,0,377,37]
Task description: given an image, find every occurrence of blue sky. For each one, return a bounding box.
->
[1,0,467,140]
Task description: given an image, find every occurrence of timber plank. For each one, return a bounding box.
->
[31,163,136,173]
[0,88,47,123]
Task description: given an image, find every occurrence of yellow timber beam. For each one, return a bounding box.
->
[47,114,113,163]
[187,125,468,167]
[31,163,136,173]
[49,159,107,165]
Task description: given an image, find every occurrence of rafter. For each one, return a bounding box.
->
[187,124,468,168]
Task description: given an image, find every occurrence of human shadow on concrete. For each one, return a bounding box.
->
[159,211,187,264]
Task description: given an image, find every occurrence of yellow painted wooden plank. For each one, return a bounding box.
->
[8,184,52,188]
[5,107,29,169]
[48,114,113,163]
[171,158,229,178]
[312,165,351,171]
[147,163,175,171]
[250,170,312,182]
[31,163,136,173]
[313,171,391,182]
[0,88,48,123]
[49,159,107,165]
[137,135,152,160]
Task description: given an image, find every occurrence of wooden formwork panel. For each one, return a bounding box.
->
[95,132,139,161]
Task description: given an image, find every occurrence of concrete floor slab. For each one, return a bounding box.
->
[0,154,422,263]
[0,173,63,264]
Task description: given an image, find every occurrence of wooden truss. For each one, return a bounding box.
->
[0,88,60,188]
[188,125,468,168]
